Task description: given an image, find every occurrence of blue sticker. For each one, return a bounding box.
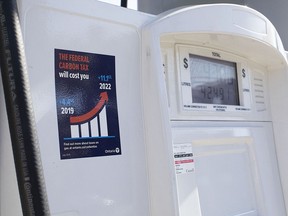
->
[55,49,121,159]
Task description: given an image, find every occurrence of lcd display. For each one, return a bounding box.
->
[190,54,240,105]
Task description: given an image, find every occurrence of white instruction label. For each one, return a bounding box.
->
[174,143,195,175]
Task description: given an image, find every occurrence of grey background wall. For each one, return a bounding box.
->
[138,0,288,50]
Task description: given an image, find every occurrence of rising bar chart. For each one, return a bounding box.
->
[70,92,109,138]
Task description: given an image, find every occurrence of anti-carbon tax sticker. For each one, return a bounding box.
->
[55,49,121,159]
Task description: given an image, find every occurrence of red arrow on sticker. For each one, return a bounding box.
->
[70,92,108,125]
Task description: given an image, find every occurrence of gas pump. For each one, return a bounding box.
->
[1,1,288,216]
[142,4,288,216]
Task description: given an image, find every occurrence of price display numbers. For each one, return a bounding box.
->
[190,54,240,106]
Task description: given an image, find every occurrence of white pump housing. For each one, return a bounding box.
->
[1,1,288,216]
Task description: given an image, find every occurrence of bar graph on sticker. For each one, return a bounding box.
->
[68,92,112,139]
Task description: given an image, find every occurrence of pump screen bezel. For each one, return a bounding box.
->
[177,45,252,113]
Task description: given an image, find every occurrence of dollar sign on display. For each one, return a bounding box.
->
[183,58,188,69]
[242,68,246,78]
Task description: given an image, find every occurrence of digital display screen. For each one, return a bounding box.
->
[190,54,240,105]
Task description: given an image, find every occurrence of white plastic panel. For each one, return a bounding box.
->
[172,121,286,216]
[192,138,258,216]
[3,0,153,215]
